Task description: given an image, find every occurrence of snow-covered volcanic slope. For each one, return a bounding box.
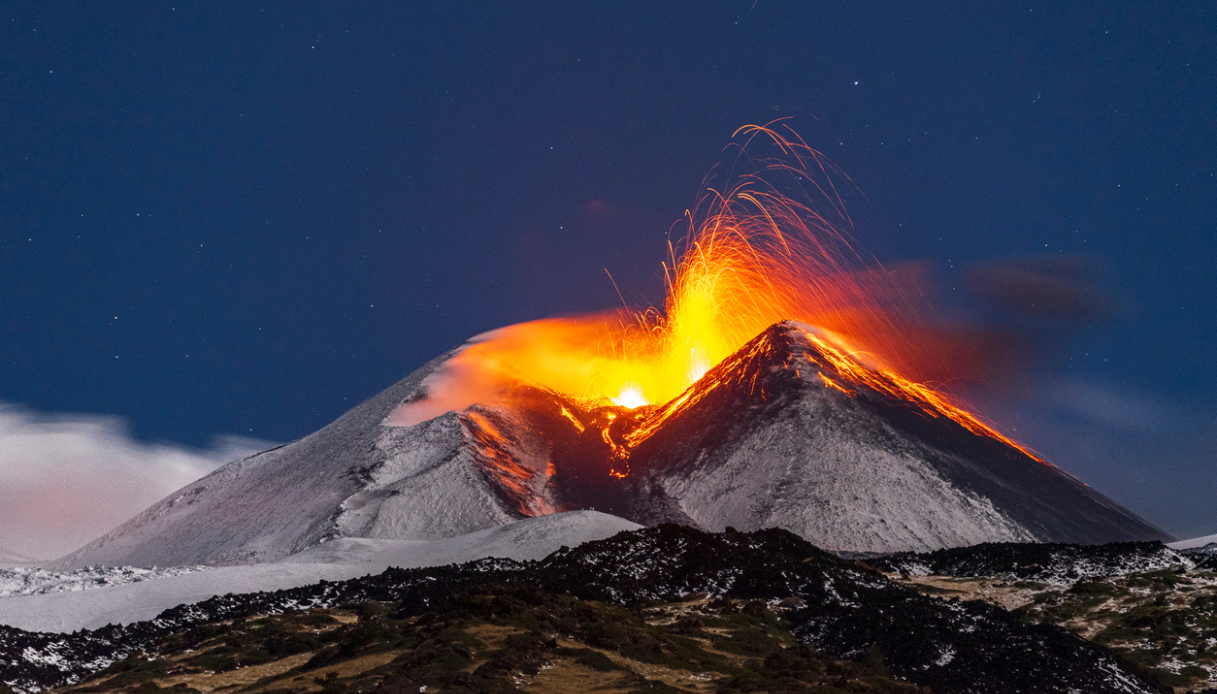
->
[1168,532,1217,551]
[52,348,549,569]
[613,322,1172,552]
[55,321,1170,569]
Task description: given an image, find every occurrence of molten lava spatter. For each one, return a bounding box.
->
[390,121,1035,468]
[790,325,1043,461]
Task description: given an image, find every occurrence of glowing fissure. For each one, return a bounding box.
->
[460,409,556,515]
[391,121,1039,472]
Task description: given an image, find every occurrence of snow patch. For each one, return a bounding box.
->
[1169,533,1217,551]
[0,566,203,598]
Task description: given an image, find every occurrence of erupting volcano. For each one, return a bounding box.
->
[393,124,1014,432]
[53,125,1171,570]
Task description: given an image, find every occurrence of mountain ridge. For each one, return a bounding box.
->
[49,350,461,569]
[1,525,1166,694]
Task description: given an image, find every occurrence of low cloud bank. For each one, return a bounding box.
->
[0,404,273,562]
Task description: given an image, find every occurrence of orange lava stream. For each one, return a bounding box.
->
[793,327,1044,461]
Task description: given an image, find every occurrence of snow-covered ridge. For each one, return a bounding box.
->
[871,541,1191,585]
[0,511,639,634]
[1168,532,1217,551]
[0,566,203,598]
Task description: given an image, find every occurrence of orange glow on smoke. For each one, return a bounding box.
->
[390,122,1038,461]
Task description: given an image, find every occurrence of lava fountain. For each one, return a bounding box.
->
[390,122,1036,460]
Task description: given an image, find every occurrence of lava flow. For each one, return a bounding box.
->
[390,121,1038,471]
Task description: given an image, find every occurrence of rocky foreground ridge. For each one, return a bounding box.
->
[7,526,1207,694]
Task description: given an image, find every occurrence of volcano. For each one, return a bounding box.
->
[53,321,1169,570]
[49,126,1172,569]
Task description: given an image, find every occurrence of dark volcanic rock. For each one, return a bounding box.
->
[1,526,1161,694]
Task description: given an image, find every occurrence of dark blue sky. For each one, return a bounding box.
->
[2,2,1214,535]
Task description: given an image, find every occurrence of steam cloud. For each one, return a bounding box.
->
[0,404,273,562]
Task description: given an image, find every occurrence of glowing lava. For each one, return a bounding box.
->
[390,121,1037,463]
[612,384,648,409]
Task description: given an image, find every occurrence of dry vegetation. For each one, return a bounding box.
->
[51,590,924,694]
[891,568,1217,692]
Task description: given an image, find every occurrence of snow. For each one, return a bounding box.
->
[334,405,559,541]
[1168,533,1217,551]
[50,347,576,571]
[655,397,1039,553]
[49,350,484,569]
[0,511,638,633]
[0,566,202,598]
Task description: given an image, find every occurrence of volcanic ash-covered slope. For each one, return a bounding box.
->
[617,321,1172,552]
[51,350,569,569]
[55,320,1170,570]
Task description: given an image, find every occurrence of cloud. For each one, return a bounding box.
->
[0,404,274,562]
[1040,379,1173,433]
[1006,380,1217,540]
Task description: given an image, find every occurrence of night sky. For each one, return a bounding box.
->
[2,3,1214,539]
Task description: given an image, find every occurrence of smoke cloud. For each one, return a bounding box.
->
[964,256,1127,322]
[0,404,273,562]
